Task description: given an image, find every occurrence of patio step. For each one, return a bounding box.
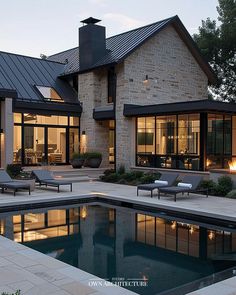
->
[23,166,108,181]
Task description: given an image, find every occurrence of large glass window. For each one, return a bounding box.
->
[156,116,176,155]
[48,128,66,164]
[136,114,200,170]
[13,126,22,164]
[137,117,155,166]
[23,114,68,125]
[178,114,200,155]
[13,113,80,165]
[69,128,79,160]
[207,114,232,169]
[24,126,45,165]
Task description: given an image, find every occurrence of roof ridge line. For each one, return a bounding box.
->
[48,15,176,58]
[106,15,176,40]
[0,50,66,65]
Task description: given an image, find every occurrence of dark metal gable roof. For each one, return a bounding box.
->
[48,16,216,83]
[0,51,78,103]
[48,16,174,75]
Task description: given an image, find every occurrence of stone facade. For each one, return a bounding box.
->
[78,70,110,167]
[115,25,208,170]
[79,24,209,170]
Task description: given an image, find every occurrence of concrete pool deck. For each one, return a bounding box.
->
[0,180,236,294]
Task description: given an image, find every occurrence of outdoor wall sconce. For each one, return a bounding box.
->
[82,130,86,135]
[143,75,149,85]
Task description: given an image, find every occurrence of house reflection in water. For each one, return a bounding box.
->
[0,205,236,294]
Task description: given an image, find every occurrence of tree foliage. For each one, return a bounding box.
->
[193,0,236,102]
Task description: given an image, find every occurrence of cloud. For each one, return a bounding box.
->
[103,13,145,32]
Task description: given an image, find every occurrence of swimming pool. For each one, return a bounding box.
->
[0,201,236,295]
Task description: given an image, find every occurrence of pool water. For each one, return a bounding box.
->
[0,203,236,295]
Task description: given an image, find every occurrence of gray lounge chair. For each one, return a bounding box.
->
[32,170,72,193]
[158,175,208,202]
[0,170,30,196]
[137,173,179,198]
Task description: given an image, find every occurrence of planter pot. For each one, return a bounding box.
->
[71,158,84,169]
[86,158,102,168]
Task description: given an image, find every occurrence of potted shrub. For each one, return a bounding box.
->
[71,153,85,168]
[84,152,102,168]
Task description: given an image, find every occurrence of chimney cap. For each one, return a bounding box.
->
[81,17,101,25]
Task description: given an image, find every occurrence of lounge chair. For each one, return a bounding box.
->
[137,173,179,198]
[32,170,72,193]
[0,170,31,196]
[158,175,208,202]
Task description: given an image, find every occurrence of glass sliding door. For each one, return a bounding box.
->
[48,128,66,164]
[69,128,79,161]
[13,126,22,164]
[24,126,45,165]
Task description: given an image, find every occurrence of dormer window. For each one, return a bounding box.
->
[35,86,64,103]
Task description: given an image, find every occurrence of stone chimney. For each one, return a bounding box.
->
[79,17,106,71]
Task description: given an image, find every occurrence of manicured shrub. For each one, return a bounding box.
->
[71,152,85,160]
[100,172,120,182]
[6,164,22,178]
[117,165,125,175]
[226,190,236,199]
[140,172,161,184]
[215,175,233,196]
[200,179,217,195]
[84,152,102,159]
[103,169,115,176]
[1,290,21,295]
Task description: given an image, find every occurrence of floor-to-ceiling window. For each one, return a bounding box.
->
[207,114,232,170]
[136,114,200,170]
[13,113,80,165]
[109,120,115,164]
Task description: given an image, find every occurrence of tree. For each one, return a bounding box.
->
[193,0,236,102]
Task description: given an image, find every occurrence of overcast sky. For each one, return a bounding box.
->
[1,0,219,58]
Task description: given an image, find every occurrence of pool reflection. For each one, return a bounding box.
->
[0,205,236,295]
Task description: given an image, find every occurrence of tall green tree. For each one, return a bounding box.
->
[193,0,236,102]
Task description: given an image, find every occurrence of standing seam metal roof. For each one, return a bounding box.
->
[0,51,78,103]
[48,17,174,75]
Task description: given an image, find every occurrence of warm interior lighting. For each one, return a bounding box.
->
[81,206,88,220]
[189,226,194,235]
[171,221,176,230]
[208,231,215,240]
[143,75,149,85]
[206,159,212,167]
[229,160,236,172]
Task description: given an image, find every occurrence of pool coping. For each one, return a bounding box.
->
[0,193,235,226]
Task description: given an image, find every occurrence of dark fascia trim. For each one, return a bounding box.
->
[93,108,115,120]
[0,88,18,99]
[13,100,82,116]
[123,100,236,117]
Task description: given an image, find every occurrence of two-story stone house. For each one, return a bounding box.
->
[0,16,235,171]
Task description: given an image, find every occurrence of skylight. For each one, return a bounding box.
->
[35,86,64,102]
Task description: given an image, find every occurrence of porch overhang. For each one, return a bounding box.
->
[93,105,115,120]
[0,88,18,99]
[13,99,82,116]
[123,100,236,117]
